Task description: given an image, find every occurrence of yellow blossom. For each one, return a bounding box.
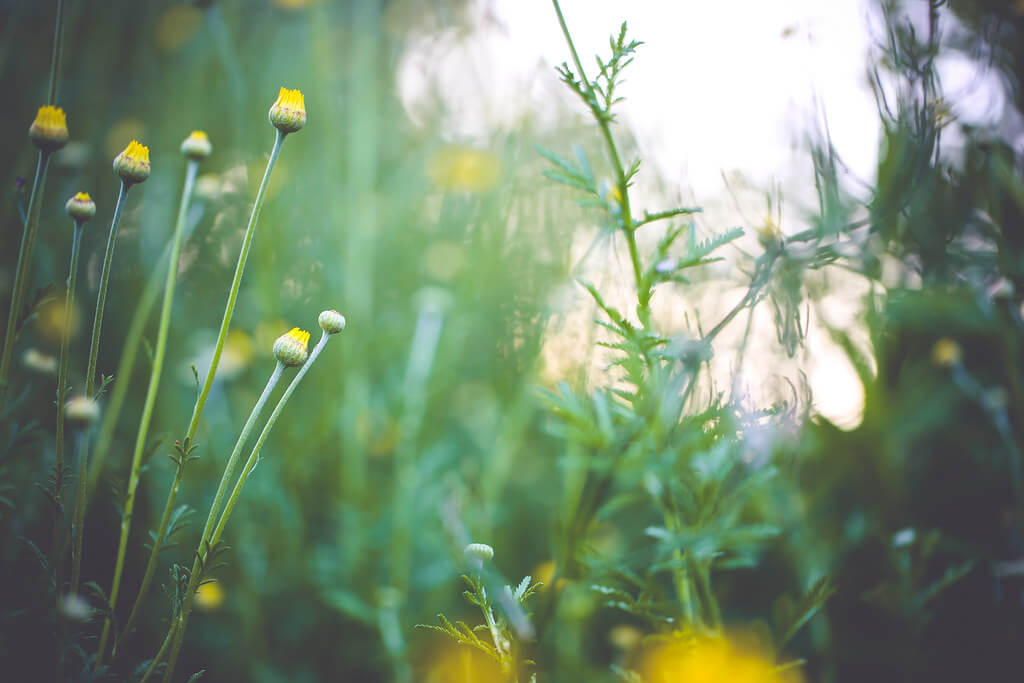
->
[194,579,225,611]
[427,145,500,192]
[113,140,151,185]
[273,327,310,366]
[29,105,69,151]
[638,632,803,683]
[269,87,307,133]
[931,338,961,367]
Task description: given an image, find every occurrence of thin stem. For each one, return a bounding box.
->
[551,0,648,322]
[85,181,129,399]
[96,161,199,667]
[87,237,176,502]
[58,223,83,588]
[164,337,330,682]
[0,151,51,404]
[158,362,287,682]
[184,129,285,445]
[138,621,178,683]
[47,0,64,105]
[53,218,81,683]
[211,335,330,547]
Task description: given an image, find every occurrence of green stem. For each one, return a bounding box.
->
[53,219,81,683]
[164,335,331,682]
[0,151,51,404]
[87,235,177,503]
[138,622,178,683]
[57,222,83,582]
[85,181,129,399]
[551,0,648,322]
[696,561,721,630]
[184,129,285,446]
[159,361,287,683]
[95,161,199,667]
[211,335,329,547]
[47,0,64,105]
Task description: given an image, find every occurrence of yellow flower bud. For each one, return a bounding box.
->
[181,130,212,160]
[29,105,69,151]
[268,87,306,134]
[273,327,310,366]
[65,192,96,223]
[113,140,151,185]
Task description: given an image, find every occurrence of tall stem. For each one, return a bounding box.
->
[95,161,199,666]
[160,362,287,682]
[85,181,129,399]
[0,151,51,404]
[47,0,64,105]
[52,220,81,681]
[184,129,285,446]
[165,335,331,682]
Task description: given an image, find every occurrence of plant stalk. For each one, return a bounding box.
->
[0,152,51,404]
[96,160,199,666]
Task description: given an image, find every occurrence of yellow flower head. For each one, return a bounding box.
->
[639,632,803,683]
[181,130,212,160]
[268,87,306,134]
[113,140,151,185]
[29,105,69,151]
[194,579,225,611]
[932,337,962,367]
[65,192,96,222]
[273,327,311,366]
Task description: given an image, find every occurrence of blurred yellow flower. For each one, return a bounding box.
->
[29,105,69,150]
[421,643,503,683]
[35,297,79,344]
[22,348,57,375]
[194,579,225,611]
[638,632,802,683]
[931,337,961,367]
[427,145,500,192]
[220,329,255,377]
[155,5,203,52]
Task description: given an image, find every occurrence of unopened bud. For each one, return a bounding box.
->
[113,140,151,185]
[65,192,96,223]
[318,310,346,335]
[273,327,310,367]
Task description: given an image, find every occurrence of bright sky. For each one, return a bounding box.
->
[397,0,1002,429]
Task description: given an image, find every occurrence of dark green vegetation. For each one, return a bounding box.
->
[1,1,1023,681]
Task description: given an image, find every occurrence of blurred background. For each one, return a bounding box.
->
[2,0,1024,681]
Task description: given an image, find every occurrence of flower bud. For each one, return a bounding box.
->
[65,192,96,223]
[29,105,69,151]
[273,327,310,367]
[464,543,494,564]
[113,140,151,185]
[65,395,100,426]
[318,310,346,335]
[181,130,212,160]
[268,87,306,134]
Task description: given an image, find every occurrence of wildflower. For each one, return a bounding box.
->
[638,631,803,683]
[113,140,151,185]
[273,327,310,366]
[194,580,225,611]
[931,337,961,367]
[65,396,101,426]
[268,87,306,134]
[318,309,347,335]
[758,219,784,250]
[65,192,96,223]
[29,105,69,151]
[180,130,212,160]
